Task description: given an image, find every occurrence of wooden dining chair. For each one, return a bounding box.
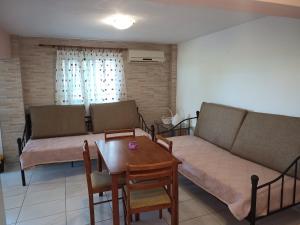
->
[122,161,175,225]
[104,128,135,141]
[83,140,125,225]
[155,134,173,213]
[155,135,173,153]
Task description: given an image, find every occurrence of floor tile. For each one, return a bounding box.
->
[95,218,125,225]
[16,213,66,225]
[66,193,108,212]
[1,171,32,188]
[177,199,211,222]
[2,186,27,198]
[66,203,112,225]
[66,173,85,185]
[66,182,87,198]
[23,187,65,206]
[4,194,25,210]
[5,207,20,225]
[18,199,65,222]
[27,181,65,194]
[30,171,65,185]
[256,209,300,225]
[180,213,221,225]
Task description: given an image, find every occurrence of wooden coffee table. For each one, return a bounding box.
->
[96,136,180,225]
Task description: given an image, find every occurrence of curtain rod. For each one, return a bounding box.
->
[38,44,127,51]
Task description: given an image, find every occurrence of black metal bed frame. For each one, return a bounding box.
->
[161,111,300,225]
[17,107,154,186]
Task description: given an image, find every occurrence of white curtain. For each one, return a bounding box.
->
[55,48,127,107]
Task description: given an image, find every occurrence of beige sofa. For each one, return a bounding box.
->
[169,102,300,225]
[18,100,154,186]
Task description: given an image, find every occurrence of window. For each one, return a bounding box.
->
[55,48,127,107]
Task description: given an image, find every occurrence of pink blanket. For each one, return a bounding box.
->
[20,128,150,169]
[169,135,300,220]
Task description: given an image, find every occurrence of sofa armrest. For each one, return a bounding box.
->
[249,155,300,224]
[157,111,200,137]
[137,110,155,140]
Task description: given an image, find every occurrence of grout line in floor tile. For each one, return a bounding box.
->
[15,168,33,224]
[65,174,67,225]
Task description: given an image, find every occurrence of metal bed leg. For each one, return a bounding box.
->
[17,138,26,186]
[21,169,26,186]
[250,175,259,225]
[151,125,155,141]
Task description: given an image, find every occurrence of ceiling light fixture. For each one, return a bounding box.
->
[103,14,135,30]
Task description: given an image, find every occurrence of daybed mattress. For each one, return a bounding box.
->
[20,128,149,169]
[169,135,300,220]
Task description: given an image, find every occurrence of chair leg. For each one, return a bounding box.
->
[167,185,171,213]
[88,194,95,225]
[159,209,162,219]
[126,213,131,225]
[171,204,176,225]
[135,213,140,221]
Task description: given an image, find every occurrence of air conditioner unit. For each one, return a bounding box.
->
[128,50,165,63]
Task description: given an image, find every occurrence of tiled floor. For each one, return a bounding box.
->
[1,162,300,225]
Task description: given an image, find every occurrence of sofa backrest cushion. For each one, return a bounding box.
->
[90,100,140,133]
[232,112,300,177]
[30,105,87,139]
[194,102,247,150]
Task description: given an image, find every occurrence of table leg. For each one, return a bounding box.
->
[97,151,102,172]
[112,174,120,225]
[97,152,104,197]
[172,164,179,225]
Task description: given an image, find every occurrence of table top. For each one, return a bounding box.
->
[96,136,179,175]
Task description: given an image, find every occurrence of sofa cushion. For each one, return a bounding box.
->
[232,112,300,177]
[169,135,300,220]
[30,105,87,139]
[90,100,140,133]
[21,128,150,169]
[194,102,247,150]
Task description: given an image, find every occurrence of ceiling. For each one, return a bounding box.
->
[0,0,265,44]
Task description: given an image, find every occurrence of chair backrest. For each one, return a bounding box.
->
[104,128,135,141]
[155,135,173,153]
[83,140,93,192]
[126,161,174,193]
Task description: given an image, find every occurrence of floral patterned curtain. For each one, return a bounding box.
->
[55,48,127,107]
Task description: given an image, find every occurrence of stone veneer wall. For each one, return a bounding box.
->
[11,36,177,124]
[0,58,25,162]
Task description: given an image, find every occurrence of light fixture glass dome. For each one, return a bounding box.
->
[103,14,135,30]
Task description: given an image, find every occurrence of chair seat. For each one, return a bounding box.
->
[91,171,125,191]
[127,187,171,209]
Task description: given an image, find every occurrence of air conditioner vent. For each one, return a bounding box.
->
[128,50,165,63]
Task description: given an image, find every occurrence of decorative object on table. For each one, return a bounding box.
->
[161,115,172,125]
[171,113,181,126]
[128,141,138,150]
[161,108,182,125]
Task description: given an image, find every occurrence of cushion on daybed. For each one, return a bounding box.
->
[169,135,300,221]
[194,102,247,150]
[232,112,300,178]
[20,128,149,169]
[30,105,87,139]
[90,100,140,133]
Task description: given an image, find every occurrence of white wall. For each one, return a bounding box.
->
[177,16,300,119]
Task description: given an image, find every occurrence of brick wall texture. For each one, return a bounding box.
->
[0,36,177,162]
[0,58,25,162]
